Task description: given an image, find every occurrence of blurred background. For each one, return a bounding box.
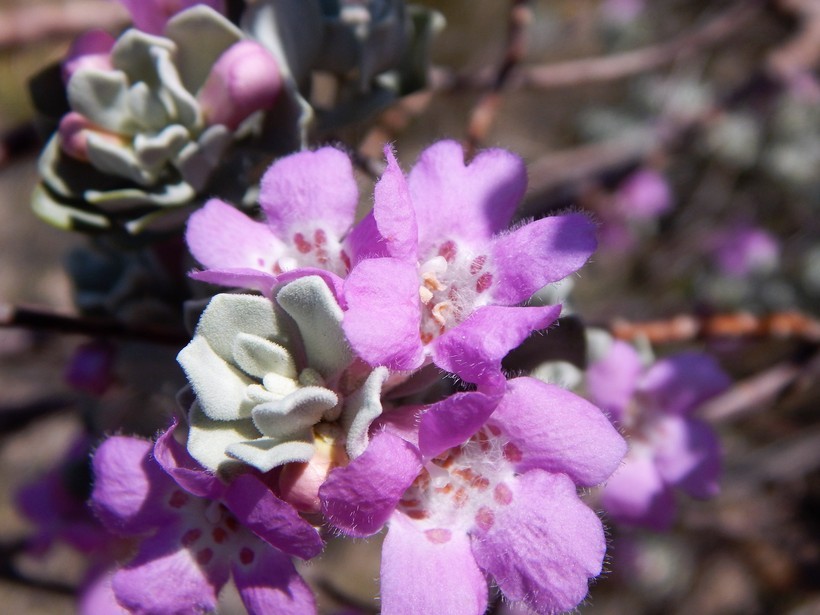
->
[0,0,818,613]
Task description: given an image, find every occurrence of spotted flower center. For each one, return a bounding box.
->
[264,227,348,277]
[168,491,258,569]
[418,240,494,344]
[398,426,518,542]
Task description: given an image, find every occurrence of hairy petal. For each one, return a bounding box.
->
[381,513,488,615]
[91,436,175,534]
[154,426,225,500]
[186,198,285,272]
[223,474,323,560]
[320,430,422,538]
[343,257,424,370]
[489,213,597,305]
[408,140,527,250]
[638,352,731,416]
[490,377,627,486]
[601,449,676,531]
[233,548,316,615]
[430,305,560,386]
[585,340,643,425]
[259,147,358,238]
[373,146,418,261]
[653,416,721,499]
[471,471,606,615]
[418,390,501,460]
[113,523,227,614]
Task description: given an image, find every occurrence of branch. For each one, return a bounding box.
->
[464,0,533,155]
[0,1,128,50]
[608,311,820,345]
[0,395,77,434]
[0,303,188,347]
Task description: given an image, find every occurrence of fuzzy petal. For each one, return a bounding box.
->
[653,416,721,499]
[112,522,226,615]
[373,146,417,261]
[381,513,488,615]
[418,391,501,460]
[259,147,358,238]
[430,304,561,386]
[489,213,597,304]
[91,436,175,535]
[408,141,526,251]
[342,257,424,370]
[189,268,279,296]
[154,426,225,500]
[232,547,316,615]
[490,378,626,486]
[585,340,643,425]
[186,198,286,272]
[601,448,676,531]
[471,470,606,615]
[320,430,422,538]
[638,352,731,416]
[223,474,323,560]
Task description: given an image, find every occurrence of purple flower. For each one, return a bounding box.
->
[118,0,226,35]
[586,341,731,530]
[614,169,673,220]
[61,30,115,83]
[710,224,780,278]
[319,377,626,614]
[91,425,321,614]
[186,141,596,382]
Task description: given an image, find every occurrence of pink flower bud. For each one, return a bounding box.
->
[278,433,347,514]
[118,0,226,35]
[61,30,115,84]
[58,112,126,161]
[614,168,673,220]
[197,41,283,130]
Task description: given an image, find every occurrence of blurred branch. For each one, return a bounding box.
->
[0,302,188,346]
[0,540,75,596]
[464,0,533,155]
[0,123,39,170]
[0,1,128,50]
[0,395,77,434]
[431,1,762,92]
[609,311,820,344]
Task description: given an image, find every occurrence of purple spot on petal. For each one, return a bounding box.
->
[476,272,493,293]
[181,528,202,547]
[197,548,214,566]
[494,483,513,506]
[212,527,227,544]
[169,490,189,509]
[470,255,486,275]
[475,506,494,531]
[439,240,457,262]
[239,547,255,565]
[425,528,452,544]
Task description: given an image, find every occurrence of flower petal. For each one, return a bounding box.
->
[653,416,721,499]
[342,257,424,370]
[320,430,422,538]
[186,198,285,272]
[232,547,316,615]
[430,305,561,386]
[638,352,731,416]
[601,447,676,531]
[381,513,488,615]
[489,213,597,304]
[471,470,606,615]
[418,390,501,460]
[373,146,417,261]
[490,377,626,486]
[259,147,358,238]
[154,425,225,500]
[112,522,226,614]
[408,140,526,251]
[223,474,323,560]
[91,436,175,534]
[585,340,643,425]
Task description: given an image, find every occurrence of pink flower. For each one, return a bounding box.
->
[61,30,115,83]
[711,225,780,278]
[91,426,321,614]
[117,0,226,35]
[186,141,596,384]
[587,342,731,530]
[319,377,626,614]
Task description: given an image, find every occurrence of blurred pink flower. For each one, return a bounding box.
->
[711,225,780,278]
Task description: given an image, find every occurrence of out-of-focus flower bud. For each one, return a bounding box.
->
[198,41,283,130]
[61,30,115,83]
[614,168,673,220]
[64,340,117,395]
[711,225,780,278]
[118,0,226,35]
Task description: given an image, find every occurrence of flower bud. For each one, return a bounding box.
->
[197,40,283,130]
[58,112,125,162]
[61,30,115,84]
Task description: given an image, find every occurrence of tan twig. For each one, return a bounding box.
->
[0,1,128,50]
[464,0,533,156]
[609,311,820,345]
